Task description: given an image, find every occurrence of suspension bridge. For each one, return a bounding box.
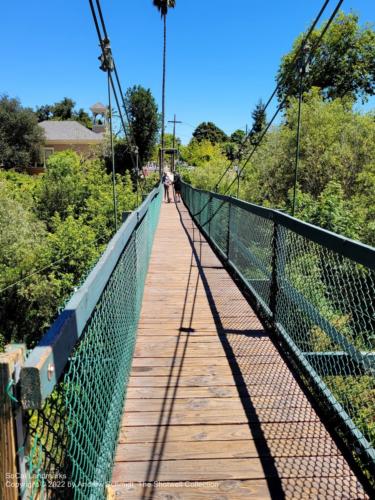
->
[0,0,374,498]
[1,182,374,499]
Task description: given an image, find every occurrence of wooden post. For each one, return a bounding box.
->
[0,345,26,500]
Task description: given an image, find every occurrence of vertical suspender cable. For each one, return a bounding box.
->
[292,67,304,216]
[108,70,118,232]
[213,0,332,193]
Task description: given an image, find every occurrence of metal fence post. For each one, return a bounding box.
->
[226,200,232,261]
[269,214,279,326]
[208,194,212,238]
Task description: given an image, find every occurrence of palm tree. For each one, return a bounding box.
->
[153,0,176,174]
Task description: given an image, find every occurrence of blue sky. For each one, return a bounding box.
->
[2,0,374,144]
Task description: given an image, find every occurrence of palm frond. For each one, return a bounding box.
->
[153,0,176,17]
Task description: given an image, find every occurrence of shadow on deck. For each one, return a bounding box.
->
[111,202,368,500]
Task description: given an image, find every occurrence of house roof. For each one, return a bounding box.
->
[39,120,104,143]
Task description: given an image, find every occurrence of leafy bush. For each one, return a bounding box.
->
[0,151,138,349]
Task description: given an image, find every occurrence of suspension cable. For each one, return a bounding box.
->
[213,0,332,192]
[196,0,344,229]
[88,0,138,171]
[221,0,344,198]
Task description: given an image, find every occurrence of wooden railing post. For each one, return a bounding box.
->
[0,345,26,500]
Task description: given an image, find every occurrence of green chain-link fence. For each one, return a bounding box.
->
[182,181,375,489]
[19,185,162,499]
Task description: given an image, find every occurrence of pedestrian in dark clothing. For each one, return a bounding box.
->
[173,172,182,203]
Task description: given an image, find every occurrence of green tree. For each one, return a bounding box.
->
[36,150,88,223]
[192,122,228,144]
[247,90,375,208]
[0,179,60,347]
[277,12,375,104]
[230,129,246,144]
[51,97,76,120]
[0,95,45,169]
[249,99,266,144]
[288,182,360,240]
[153,0,176,169]
[35,104,52,122]
[0,150,137,349]
[76,108,93,129]
[224,129,246,161]
[125,85,160,167]
[180,140,232,191]
[37,150,136,237]
[36,97,93,128]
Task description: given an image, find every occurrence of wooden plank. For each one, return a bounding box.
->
[134,336,221,344]
[125,397,245,413]
[115,439,260,461]
[123,410,249,426]
[125,392,310,409]
[125,386,240,399]
[118,422,332,444]
[112,457,266,482]
[110,476,368,500]
[131,356,231,367]
[122,407,319,427]
[128,375,236,387]
[0,345,25,500]
[130,364,234,377]
[136,329,219,336]
[134,347,227,358]
[115,437,340,462]
[110,479,271,499]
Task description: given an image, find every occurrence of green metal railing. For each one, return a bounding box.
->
[18,185,162,499]
[181,181,375,486]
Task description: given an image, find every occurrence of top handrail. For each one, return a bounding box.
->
[20,184,161,409]
[182,182,375,270]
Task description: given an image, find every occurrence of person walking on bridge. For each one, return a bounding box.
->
[162,170,172,203]
[173,171,182,202]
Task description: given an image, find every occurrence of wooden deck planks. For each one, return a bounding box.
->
[112,202,368,499]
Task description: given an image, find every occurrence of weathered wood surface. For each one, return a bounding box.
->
[112,202,368,499]
[0,345,25,500]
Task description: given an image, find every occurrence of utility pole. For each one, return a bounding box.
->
[168,114,182,172]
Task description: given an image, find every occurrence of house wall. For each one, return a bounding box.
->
[47,143,100,155]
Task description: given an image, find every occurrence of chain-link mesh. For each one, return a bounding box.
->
[22,187,162,499]
[182,181,375,488]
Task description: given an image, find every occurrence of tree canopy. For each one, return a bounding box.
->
[153,0,176,17]
[277,12,375,104]
[249,100,267,144]
[125,85,160,167]
[181,91,375,246]
[0,95,45,169]
[192,122,228,144]
[0,150,137,349]
[36,97,93,128]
